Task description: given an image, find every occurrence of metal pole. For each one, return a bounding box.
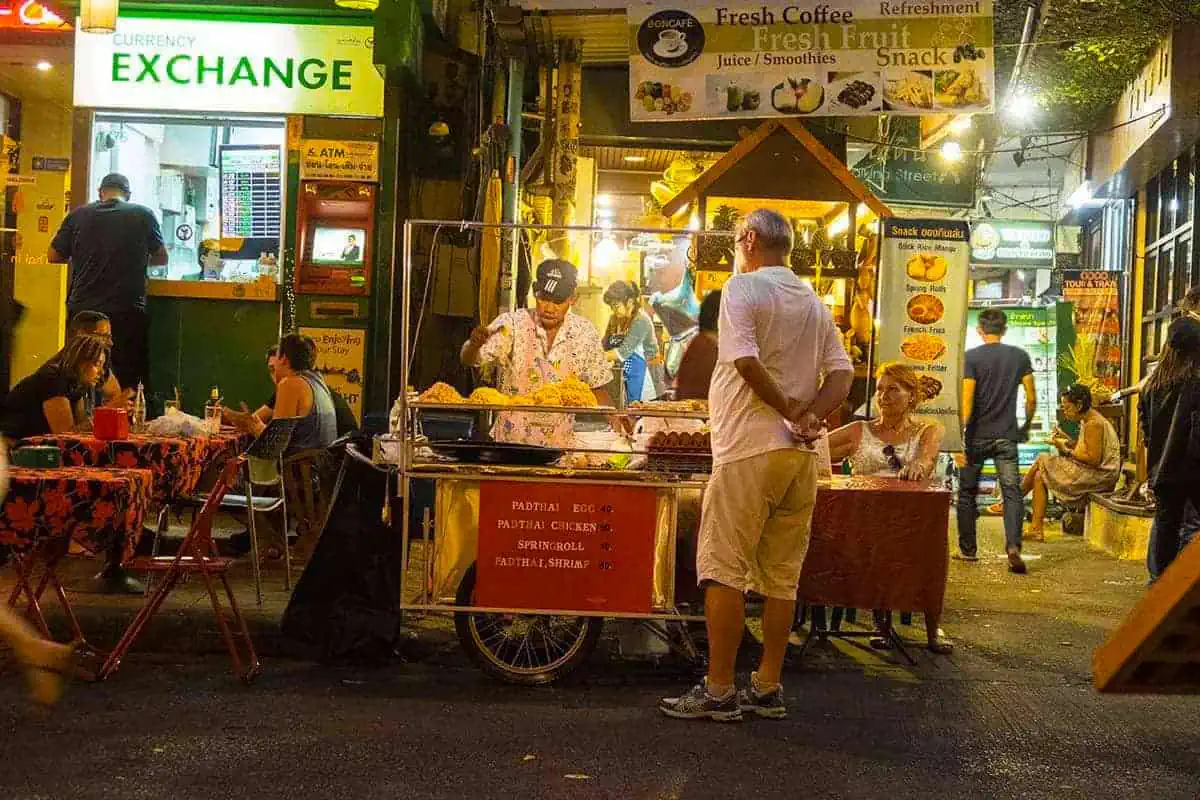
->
[501,57,526,313]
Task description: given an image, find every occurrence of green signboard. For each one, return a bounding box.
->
[850,118,976,209]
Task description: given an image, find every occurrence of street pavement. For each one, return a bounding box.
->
[1,518,1199,799]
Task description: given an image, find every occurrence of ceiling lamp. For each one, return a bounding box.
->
[80,0,118,33]
[334,0,380,9]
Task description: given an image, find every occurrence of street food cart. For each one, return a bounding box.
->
[392,220,953,685]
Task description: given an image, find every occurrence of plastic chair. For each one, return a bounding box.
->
[221,418,300,606]
[99,456,260,683]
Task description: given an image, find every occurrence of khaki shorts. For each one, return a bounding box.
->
[697,449,818,600]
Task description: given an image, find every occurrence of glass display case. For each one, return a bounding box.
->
[88,113,286,285]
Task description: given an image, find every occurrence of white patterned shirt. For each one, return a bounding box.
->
[473,308,611,447]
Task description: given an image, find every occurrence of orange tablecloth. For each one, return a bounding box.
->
[800,476,952,627]
[0,466,153,563]
[19,430,245,502]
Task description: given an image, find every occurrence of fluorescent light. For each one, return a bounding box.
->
[1067,181,1106,210]
[596,194,614,207]
[1007,92,1037,122]
[940,141,963,162]
[949,115,973,134]
[623,155,647,163]
[1170,198,1180,212]
[35,60,52,72]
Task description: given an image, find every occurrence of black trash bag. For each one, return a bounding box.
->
[281,437,404,663]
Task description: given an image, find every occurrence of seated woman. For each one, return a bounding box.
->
[825,361,951,654]
[828,362,943,481]
[1,335,109,442]
[1021,383,1121,541]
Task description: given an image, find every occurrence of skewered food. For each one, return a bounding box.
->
[837,80,876,109]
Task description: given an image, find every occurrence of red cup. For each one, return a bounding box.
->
[93,407,130,440]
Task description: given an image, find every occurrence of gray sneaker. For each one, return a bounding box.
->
[738,685,787,719]
[659,683,743,722]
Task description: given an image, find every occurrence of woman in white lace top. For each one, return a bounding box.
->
[828,362,944,480]
[824,362,952,654]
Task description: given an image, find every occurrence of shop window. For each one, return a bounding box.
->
[1159,162,1176,238]
[1174,237,1191,301]
[1157,246,1173,309]
[89,114,286,283]
[1179,149,1194,226]
[1145,176,1159,246]
[1143,252,1157,315]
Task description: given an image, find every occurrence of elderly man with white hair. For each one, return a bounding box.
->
[660,208,854,722]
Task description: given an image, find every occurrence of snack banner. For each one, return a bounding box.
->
[628,0,994,122]
[876,218,971,451]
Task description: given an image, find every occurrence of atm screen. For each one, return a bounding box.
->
[311,227,367,266]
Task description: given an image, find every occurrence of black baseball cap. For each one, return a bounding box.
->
[533,259,578,303]
[99,173,131,195]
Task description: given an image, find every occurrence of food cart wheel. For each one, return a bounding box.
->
[454,564,603,685]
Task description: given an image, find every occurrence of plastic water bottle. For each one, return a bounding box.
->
[204,386,222,435]
[132,383,147,433]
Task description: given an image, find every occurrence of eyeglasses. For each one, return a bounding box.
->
[883,444,903,471]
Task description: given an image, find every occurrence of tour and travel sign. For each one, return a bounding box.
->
[74,17,384,117]
[628,1,994,121]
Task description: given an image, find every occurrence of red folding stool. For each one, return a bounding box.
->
[98,456,261,683]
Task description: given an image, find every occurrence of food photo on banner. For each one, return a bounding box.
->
[875,218,971,450]
[628,0,994,121]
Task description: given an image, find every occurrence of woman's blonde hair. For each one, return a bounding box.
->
[876,361,926,408]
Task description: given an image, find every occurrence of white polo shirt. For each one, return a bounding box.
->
[709,267,852,467]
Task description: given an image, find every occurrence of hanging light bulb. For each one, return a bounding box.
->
[80,0,119,33]
[940,140,963,162]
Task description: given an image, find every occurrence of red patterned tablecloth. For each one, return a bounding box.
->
[0,466,153,563]
[19,430,245,502]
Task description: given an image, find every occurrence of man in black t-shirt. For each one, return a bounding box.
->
[959,309,1038,574]
[48,173,168,392]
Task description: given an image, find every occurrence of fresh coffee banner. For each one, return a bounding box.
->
[876,218,971,451]
[628,0,994,121]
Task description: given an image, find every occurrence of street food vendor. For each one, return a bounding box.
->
[461,259,614,447]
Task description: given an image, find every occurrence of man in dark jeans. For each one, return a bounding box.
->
[959,309,1038,574]
[48,173,168,392]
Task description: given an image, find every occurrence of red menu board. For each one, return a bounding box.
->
[476,481,658,614]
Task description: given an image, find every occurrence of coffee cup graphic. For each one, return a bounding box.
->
[658,29,686,52]
[638,10,704,68]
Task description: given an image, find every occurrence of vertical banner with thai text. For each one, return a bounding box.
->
[877,218,971,451]
[1062,270,1123,390]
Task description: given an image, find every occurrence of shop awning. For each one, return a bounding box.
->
[661,119,892,220]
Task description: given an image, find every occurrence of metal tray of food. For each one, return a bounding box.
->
[429,439,563,466]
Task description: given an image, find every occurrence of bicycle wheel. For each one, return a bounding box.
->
[454,564,603,685]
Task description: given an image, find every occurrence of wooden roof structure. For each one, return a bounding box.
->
[661,118,893,220]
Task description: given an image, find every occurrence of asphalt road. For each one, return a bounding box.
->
[1,521,1199,799]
